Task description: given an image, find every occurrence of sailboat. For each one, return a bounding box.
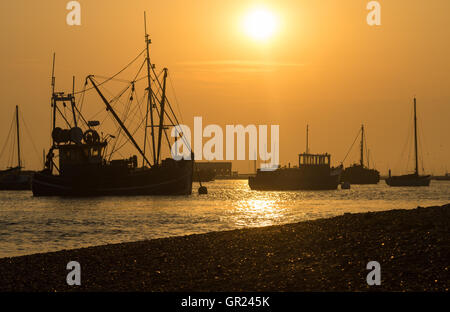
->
[0,106,32,190]
[341,125,380,184]
[32,15,193,196]
[385,98,431,187]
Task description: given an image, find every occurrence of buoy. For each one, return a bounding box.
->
[341,182,351,189]
[197,171,208,194]
[198,186,208,194]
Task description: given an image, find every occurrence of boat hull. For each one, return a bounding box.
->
[341,165,380,184]
[32,159,193,196]
[248,167,341,191]
[0,168,32,190]
[385,174,431,187]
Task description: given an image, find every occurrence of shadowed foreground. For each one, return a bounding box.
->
[0,204,448,292]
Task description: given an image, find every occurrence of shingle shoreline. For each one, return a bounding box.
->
[0,204,448,291]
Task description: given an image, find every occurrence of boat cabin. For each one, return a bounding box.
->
[58,142,106,174]
[298,153,331,168]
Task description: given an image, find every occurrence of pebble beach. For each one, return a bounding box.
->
[0,203,448,292]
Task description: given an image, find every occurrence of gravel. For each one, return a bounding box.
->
[0,204,448,292]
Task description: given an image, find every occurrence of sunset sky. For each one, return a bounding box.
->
[1,0,449,175]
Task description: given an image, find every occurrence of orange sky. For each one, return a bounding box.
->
[1,0,449,174]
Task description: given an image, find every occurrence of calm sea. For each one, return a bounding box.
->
[0,180,449,258]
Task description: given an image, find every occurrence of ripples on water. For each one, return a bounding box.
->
[0,180,449,257]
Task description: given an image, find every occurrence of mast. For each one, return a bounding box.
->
[143,12,157,166]
[156,68,168,164]
[306,124,309,154]
[71,76,77,128]
[88,75,152,167]
[51,53,56,144]
[15,105,21,168]
[360,124,364,167]
[414,97,419,176]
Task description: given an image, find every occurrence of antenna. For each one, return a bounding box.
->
[306,124,309,154]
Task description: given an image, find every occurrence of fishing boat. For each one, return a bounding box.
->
[341,125,380,184]
[32,15,193,196]
[385,98,431,187]
[248,125,342,190]
[0,106,32,190]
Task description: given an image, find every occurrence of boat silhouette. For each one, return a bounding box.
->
[385,98,431,187]
[32,14,193,196]
[341,125,380,184]
[0,105,33,190]
[248,125,342,190]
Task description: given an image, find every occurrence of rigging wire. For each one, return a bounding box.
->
[73,49,146,95]
[0,114,15,162]
[168,73,185,125]
[8,126,16,168]
[341,128,361,164]
[20,115,41,165]
[150,66,191,152]
[72,50,189,163]
[396,104,414,173]
[417,117,427,173]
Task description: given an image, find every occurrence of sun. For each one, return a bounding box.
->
[243,8,279,41]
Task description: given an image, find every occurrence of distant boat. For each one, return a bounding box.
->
[193,168,216,182]
[0,106,32,190]
[433,173,450,181]
[32,14,193,196]
[249,125,342,190]
[386,98,431,187]
[341,125,380,184]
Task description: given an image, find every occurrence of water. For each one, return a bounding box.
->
[0,180,449,258]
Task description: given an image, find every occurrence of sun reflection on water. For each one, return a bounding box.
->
[1,180,449,258]
[233,197,287,227]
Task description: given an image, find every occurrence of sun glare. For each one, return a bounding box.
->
[243,8,278,41]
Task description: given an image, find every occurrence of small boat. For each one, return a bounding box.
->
[341,125,380,184]
[0,106,32,190]
[249,125,342,191]
[193,168,216,182]
[434,173,450,181]
[386,98,431,187]
[32,15,193,196]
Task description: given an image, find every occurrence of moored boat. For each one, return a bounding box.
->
[341,125,380,184]
[386,98,431,187]
[32,15,193,196]
[0,106,32,190]
[249,125,342,191]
